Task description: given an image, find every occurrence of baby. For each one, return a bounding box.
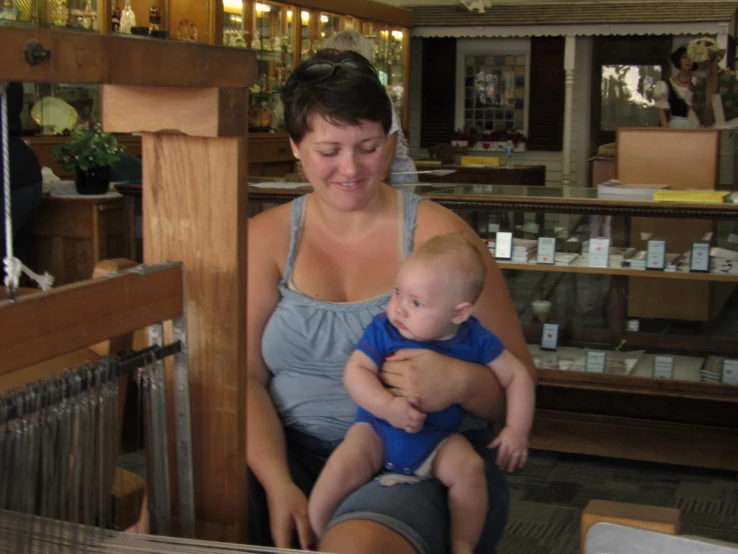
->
[308,233,536,554]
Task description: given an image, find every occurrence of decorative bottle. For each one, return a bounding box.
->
[119,0,135,33]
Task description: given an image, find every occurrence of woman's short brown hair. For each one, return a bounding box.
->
[282,49,392,145]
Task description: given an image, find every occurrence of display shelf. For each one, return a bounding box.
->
[496,260,738,282]
[528,345,738,402]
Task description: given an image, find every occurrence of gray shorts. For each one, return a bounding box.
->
[328,428,509,554]
[247,427,508,554]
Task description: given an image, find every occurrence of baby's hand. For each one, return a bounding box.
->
[386,396,425,433]
[488,426,528,473]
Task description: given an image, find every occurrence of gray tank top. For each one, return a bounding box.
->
[261,191,422,442]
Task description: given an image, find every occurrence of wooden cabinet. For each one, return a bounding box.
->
[249,133,295,176]
[415,162,546,186]
[29,195,133,286]
[225,0,412,132]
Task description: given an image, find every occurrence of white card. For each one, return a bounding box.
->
[653,355,674,379]
[585,351,607,374]
[536,237,556,265]
[722,359,738,385]
[495,231,513,260]
[588,238,610,268]
[541,323,559,351]
[646,240,666,270]
[690,243,710,272]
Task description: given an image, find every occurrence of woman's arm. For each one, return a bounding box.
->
[659,109,669,128]
[381,201,536,422]
[246,208,315,549]
[246,209,290,491]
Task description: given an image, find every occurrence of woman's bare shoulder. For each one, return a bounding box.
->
[248,201,294,261]
[413,197,477,244]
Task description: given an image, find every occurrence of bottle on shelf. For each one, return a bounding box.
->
[119,0,135,33]
[505,140,515,169]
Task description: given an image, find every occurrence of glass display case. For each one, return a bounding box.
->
[247,181,738,472]
[221,0,412,133]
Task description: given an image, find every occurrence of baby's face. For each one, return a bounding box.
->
[387,259,462,342]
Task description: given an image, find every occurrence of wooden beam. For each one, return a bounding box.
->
[0,264,184,377]
[142,130,248,540]
[102,85,247,137]
[0,27,256,86]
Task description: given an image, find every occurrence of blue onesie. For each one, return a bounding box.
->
[355,313,504,476]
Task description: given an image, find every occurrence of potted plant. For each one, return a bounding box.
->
[53,121,125,195]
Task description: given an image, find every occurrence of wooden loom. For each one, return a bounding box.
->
[0,27,255,542]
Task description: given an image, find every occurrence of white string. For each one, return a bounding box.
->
[1,82,55,299]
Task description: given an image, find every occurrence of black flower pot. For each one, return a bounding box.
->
[75,166,111,195]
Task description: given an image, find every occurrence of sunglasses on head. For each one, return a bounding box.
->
[301,59,378,84]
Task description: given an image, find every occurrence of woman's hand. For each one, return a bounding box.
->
[379,349,466,413]
[266,481,316,550]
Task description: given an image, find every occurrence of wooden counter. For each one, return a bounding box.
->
[414,161,546,186]
[29,194,133,286]
[27,133,294,179]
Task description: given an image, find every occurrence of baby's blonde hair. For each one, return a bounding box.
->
[409,233,487,304]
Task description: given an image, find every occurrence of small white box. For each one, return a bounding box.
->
[653,355,674,379]
[722,359,738,385]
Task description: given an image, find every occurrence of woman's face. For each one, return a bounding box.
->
[680,52,693,71]
[291,114,387,212]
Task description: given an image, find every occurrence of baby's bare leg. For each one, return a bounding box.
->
[308,423,384,537]
[432,433,488,554]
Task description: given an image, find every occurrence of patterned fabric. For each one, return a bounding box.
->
[388,102,419,185]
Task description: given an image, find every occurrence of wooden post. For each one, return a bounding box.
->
[1,24,255,543]
[102,85,250,541]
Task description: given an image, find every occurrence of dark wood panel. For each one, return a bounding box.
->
[420,38,456,148]
[528,37,565,151]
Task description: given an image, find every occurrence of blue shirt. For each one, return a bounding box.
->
[353,313,505,473]
[357,313,505,369]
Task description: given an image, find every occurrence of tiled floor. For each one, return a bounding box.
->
[498,450,738,554]
[121,448,738,553]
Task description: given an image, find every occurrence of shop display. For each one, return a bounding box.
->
[248,181,738,471]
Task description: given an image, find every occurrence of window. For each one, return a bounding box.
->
[600,64,661,130]
[456,39,529,136]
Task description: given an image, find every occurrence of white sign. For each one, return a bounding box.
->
[536,237,556,265]
[653,355,674,379]
[541,323,559,351]
[495,231,513,260]
[585,351,607,374]
[588,238,610,268]
[690,243,710,273]
[646,240,666,271]
[722,359,738,385]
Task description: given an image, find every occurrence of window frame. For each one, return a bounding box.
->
[455,38,531,136]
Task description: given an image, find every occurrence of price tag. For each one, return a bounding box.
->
[690,243,710,273]
[646,240,666,271]
[722,359,738,385]
[495,231,513,261]
[588,238,610,268]
[536,237,556,265]
[653,355,674,379]
[540,323,559,351]
[585,351,607,374]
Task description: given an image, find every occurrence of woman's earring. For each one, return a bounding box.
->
[293,151,300,160]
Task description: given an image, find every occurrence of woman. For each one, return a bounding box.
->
[323,30,419,186]
[246,49,536,554]
[654,46,699,129]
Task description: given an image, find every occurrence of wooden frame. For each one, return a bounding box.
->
[1,28,255,542]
